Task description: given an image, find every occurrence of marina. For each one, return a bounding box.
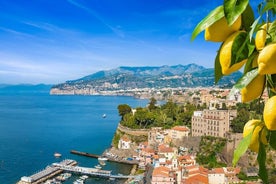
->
[17,159,136,184]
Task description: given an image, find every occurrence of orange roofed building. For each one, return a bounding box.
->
[151,166,175,184]
[169,126,189,140]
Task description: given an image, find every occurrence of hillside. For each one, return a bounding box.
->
[50,64,242,95]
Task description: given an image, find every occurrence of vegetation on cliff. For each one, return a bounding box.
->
[117,97,197,129]
[196,136,227,169]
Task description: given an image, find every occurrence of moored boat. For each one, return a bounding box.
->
[54,152,62,158]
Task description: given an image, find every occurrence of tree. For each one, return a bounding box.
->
[148,97,157,111]
[117,104,132,120]
[231,108,250,133]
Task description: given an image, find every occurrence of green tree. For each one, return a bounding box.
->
[148,97,157,111]
[117,104,132,120]
[231,108,250,133]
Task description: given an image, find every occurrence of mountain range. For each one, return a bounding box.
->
[50,63,242,95]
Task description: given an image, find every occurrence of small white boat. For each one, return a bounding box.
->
[54,152,62,158]
[73,179,84,184]
[98,157,108,161]
[95,164,102,169]
[102,114,106,118]
[80,175,88,180]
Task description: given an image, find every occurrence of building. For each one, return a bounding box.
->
[169,126,189,140]
[118,135,131,149]
[191,109,237,138]
[158,144,177,161]
[208,168,225,184]
[151,166,175,184]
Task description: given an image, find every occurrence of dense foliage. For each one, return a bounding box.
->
[117,98,197,129]
[196,136,227,169]
[231,99,264,133]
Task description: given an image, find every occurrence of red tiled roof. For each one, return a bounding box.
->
[184,173,208,184]
[178,155,192,161]
[158,144,174,153]
[210,168,224,174]
[121,135,130,142]
[152,166,170,177]
[172,126,189,131]
[142,147,155,154]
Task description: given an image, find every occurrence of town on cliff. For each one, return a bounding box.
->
[97,87,275,184]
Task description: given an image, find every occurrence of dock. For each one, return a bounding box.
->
[70,150,101,159]
[17,159,77,184]
[70,150,139,165]
[18,159,137,184]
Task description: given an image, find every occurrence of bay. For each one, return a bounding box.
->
[0,91,148,184]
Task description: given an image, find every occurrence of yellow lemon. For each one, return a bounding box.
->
[205,16,241,42]
[219,31,247,75]
[255,23,271,51]
[241,74,265,103]
[258,44,276,75]
[264,96,276,130]
[243,120,266,152]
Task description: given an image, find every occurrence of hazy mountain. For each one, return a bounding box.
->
[51,64,242,94]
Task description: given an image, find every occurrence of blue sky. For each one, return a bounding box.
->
[0,0,259,84]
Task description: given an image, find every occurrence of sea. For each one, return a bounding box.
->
[0,88,148,184]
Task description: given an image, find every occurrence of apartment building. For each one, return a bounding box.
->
[191,109,237,138]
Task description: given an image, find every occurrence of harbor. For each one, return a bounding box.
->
[17,159,137,184]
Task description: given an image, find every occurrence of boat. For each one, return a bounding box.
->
[54,152,62,158]
[80,175,89,180]
[94,164,102,169]
[102,114,106,118]
[98,157,108,161]
[73,179,84,184]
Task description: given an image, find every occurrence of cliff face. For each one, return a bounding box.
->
[50,64,242,95]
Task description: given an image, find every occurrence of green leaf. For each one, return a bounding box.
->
[242,4,255,31]
[224,0,249,25]
[268,20,276,43]
[232,130,252,166]
[257,142,268,184]
[261,2,276,14]
[249,16,261,41]
[215,44,223,83]
[228,68,258,98]
[268,130,276,150]
[243,52,258,74]
[191,6,224,41]
[230,32,248,67]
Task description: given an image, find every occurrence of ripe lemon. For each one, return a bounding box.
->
[205,16,241,42]
[264,96,276,130]
[243,120,267,152]
[255,23,271,51]
[258,43,276,75]
[219,31,247,75]
[241,74,265,103]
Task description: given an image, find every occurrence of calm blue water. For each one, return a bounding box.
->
[0,91,148,184]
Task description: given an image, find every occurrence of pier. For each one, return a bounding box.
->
[17,159,77,184]
[18,159,136,184]
[70,149,139,165]
[52,163,136,179]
